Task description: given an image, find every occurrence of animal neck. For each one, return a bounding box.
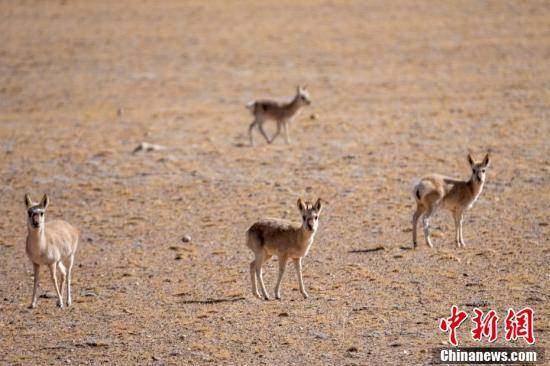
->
[27,226,46,248]
[300,224,316,242]
[468,175,484,196]
[286,95,303,117]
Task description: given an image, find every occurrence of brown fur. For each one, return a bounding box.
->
[25,194,79,308]
[412,153,491,248]
[246,198,322,300]
[247,85,311,146]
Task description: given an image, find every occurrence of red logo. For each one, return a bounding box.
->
[504,307,535,344]
[471,308,499,342]
[439,306,535,345]
[439,305,469,346]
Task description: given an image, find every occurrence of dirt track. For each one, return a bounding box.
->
[0,1,548,364]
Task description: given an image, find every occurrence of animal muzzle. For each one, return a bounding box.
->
[31,215,40,228]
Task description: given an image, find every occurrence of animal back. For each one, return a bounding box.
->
[45,220,79,256]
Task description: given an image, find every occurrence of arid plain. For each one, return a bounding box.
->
[0,1,548,364]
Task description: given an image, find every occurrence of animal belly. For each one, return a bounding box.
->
[27,250,58,265]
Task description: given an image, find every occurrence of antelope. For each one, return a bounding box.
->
[246,198,323,300]
[246,85,311,146]
[24,194,79,308]
[412,152,491,249]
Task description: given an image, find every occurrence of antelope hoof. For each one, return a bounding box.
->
[301,292,309,299]
[275,294,281,300]
[28,303,37,309]
[56,300,64,308]
[263,295,270,301]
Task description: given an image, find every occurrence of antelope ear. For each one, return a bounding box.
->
[25,193,33,208]
[39,194,49,209]
[313,198,323,213]
[467,153,475,167]
[297,198,306,212]
[296,85,301,94]
[482,152,491,167]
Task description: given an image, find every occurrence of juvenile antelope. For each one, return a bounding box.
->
[412,152,491,249]
[25,194,79,308]
[246,198,323,300]
[246,85,311,146]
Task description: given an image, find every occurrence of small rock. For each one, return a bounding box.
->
[310,113,319,120]
[85,340,109,348]
[181,235,191,243]
[465,299,490,307]
[312,331,329,340]
[278,312,289,317]
[347,346,359,353]
[132,142,166,154]
[40,292,57,299]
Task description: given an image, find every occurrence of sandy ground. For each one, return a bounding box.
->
[0,1,548,365]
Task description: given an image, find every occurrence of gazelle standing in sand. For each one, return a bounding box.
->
[25,194,79,308]
[246,198,323,300]
[246,85,311,146]
[412,152,491,249]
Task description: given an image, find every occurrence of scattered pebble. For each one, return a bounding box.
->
[278,312,289,317]
[312,331,329,340]
[465,299,490,307]
[310,113,319,120]
[181,235,191,243]
[84,340,109,348]
[132,142,166,154]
